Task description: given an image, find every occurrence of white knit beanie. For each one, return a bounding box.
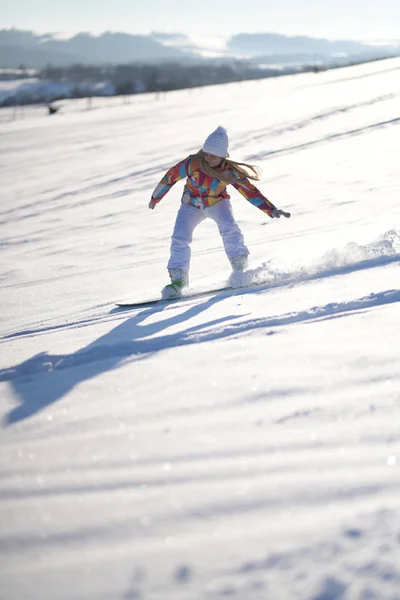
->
[202,126,229,158]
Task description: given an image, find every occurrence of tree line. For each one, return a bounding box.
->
[38,61,290,96]
[3,54,391,107]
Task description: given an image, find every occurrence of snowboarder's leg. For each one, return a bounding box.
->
[207,198,249,267]
[207,199,250,287]
[163,205,204,298]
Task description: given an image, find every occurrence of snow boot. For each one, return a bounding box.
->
[161,268,189,299]
[229,255,249,272]
[228,255,249,288]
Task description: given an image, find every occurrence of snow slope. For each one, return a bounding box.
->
[1,57,400,600]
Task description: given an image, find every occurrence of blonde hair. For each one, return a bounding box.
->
[195,149,261,185]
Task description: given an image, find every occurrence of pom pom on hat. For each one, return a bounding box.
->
[202,126,229,158]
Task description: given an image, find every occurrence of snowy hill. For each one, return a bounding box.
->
[1,57,400,599]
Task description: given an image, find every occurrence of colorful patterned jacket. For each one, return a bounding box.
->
[151,155,276,216]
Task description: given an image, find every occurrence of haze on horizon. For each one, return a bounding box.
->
[3,0,400,42]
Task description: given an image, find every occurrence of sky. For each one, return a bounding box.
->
[2,0,400,41]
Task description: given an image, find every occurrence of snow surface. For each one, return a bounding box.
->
[1,57,400,600]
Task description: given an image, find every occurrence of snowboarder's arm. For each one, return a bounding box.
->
[232,176,290,218]
[149,157,191,209]
[231,176,277,216]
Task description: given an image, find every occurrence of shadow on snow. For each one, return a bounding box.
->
[1,288,399,425]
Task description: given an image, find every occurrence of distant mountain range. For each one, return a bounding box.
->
[0,29,191,68]
[1,28,399,69]
[228,33,399,56]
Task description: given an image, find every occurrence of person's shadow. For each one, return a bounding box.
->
[6,281,394,426]
[2,295,243,425]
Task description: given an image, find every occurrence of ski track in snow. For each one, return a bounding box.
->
[1,57,400,600]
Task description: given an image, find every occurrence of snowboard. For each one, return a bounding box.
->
[115,284,253,309]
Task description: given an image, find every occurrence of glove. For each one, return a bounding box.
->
[271,208,291,219]
[148,199,157,210]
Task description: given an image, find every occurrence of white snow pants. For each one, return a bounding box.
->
[167,198,249,272]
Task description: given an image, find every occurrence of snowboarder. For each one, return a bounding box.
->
[149,126,291,299]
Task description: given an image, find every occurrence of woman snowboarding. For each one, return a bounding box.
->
[149,126,291,298]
